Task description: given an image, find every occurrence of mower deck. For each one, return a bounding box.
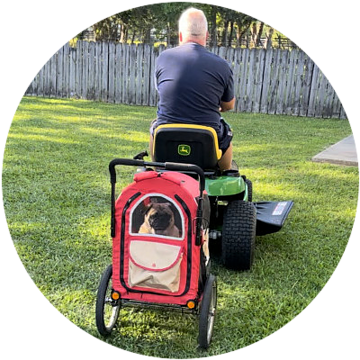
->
[253,201,294,236]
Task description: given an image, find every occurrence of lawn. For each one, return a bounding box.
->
[2,96,358,358]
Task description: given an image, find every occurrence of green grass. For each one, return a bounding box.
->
[2,96,358,358]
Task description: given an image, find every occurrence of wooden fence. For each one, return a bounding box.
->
[26,41,346,119]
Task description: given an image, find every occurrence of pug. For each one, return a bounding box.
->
[139,202,180,237]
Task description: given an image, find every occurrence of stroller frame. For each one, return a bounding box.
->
[96,158,217,349]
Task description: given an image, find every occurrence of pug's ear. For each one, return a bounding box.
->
[142,203,153,215]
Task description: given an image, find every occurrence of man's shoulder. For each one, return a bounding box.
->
[157,44,231,73]
[158,45,182,57]
[156,46,181,65]
[203,49,229,64]
[202,49,232,75]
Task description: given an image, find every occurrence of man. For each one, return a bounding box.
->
[150,7,235,170]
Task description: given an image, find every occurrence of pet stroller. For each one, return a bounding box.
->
[96,159,217,349]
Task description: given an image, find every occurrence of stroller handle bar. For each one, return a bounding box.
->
[109,158,206,244]
[109,158,205,193]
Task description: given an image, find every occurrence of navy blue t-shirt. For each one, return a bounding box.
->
[155,43,234,134]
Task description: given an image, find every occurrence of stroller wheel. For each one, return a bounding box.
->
[198,274,217,349]
[96,265,121,336]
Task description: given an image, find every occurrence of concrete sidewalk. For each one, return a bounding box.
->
[312,135,358,167]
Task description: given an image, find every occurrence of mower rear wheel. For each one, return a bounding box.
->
[245,178,252,202]
[222,200,256,270]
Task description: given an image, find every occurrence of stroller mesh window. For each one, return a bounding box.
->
[130,194,184,240]
[128,240,183,292]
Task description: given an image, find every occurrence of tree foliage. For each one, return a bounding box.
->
[78,2,289,48]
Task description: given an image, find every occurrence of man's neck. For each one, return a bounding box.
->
[180,36,206,47]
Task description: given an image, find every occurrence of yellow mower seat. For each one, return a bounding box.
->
[153,124,222,170]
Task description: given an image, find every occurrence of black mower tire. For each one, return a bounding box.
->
[222,200,256,270]
[245,178,252,202]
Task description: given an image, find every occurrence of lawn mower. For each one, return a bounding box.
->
[151,123,294,270]
[95,123,293,348]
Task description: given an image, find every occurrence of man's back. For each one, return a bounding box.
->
[155,42,234,134]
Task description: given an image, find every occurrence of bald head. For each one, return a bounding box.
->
[178,8,208,46]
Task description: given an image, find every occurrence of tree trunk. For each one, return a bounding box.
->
[228,21,234,47]
[221,20,230,46]
[210,6,217,47]
[265,27,274,49]
[120,23,127,43]
[131,30,136,44]
[256,22,264,47]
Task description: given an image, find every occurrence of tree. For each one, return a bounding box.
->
[214,6,257,46]
[234,13,254,47]
[265,27,274,49]
[150,2,194,46]
[74,3,289,49]
[208,5,219,47]
[250,21,265,48]
[90,13,129,42]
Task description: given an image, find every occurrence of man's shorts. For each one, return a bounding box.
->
[150,118,233,154]
[218,118,233,154]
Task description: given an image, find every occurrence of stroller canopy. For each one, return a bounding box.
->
[112,171,206,305]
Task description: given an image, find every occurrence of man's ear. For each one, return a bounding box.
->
[179,31,183,43]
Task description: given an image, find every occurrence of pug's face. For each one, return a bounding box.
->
[145,203,175,231]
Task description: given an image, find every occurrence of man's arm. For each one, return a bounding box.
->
[220,97,235,112]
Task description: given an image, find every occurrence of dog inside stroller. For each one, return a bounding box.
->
[96,159,217,349]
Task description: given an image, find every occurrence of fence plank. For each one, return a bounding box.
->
[292,51,303,115]
[128,44,136,105]
[101,42,109,102]
[143,44,151,106]
[260,47,272,114]
[74,42,81,98]
[28,42,346,119]
[114,43,122,104]
[284,49,297,115]
[300,56,314,117]
[108,42,115,103]
[55,46,63,97]
[149,46,158,106]
[87,42,95,100]
[252,49,266,113]
[246,49,255,112]
[238,48,249,112]
[124,43,129,103]
[136,44,143,105]
[81,42,88,97]
[332,89,344,119]
[307,62,320,117]
[268,49,281,115]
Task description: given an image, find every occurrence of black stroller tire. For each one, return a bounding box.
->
[198,274,217,349]
[95,265,121,336]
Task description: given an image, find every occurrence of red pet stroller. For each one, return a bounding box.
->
[96,159,217,349]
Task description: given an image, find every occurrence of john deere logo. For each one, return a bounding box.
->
[178,144,191,156]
